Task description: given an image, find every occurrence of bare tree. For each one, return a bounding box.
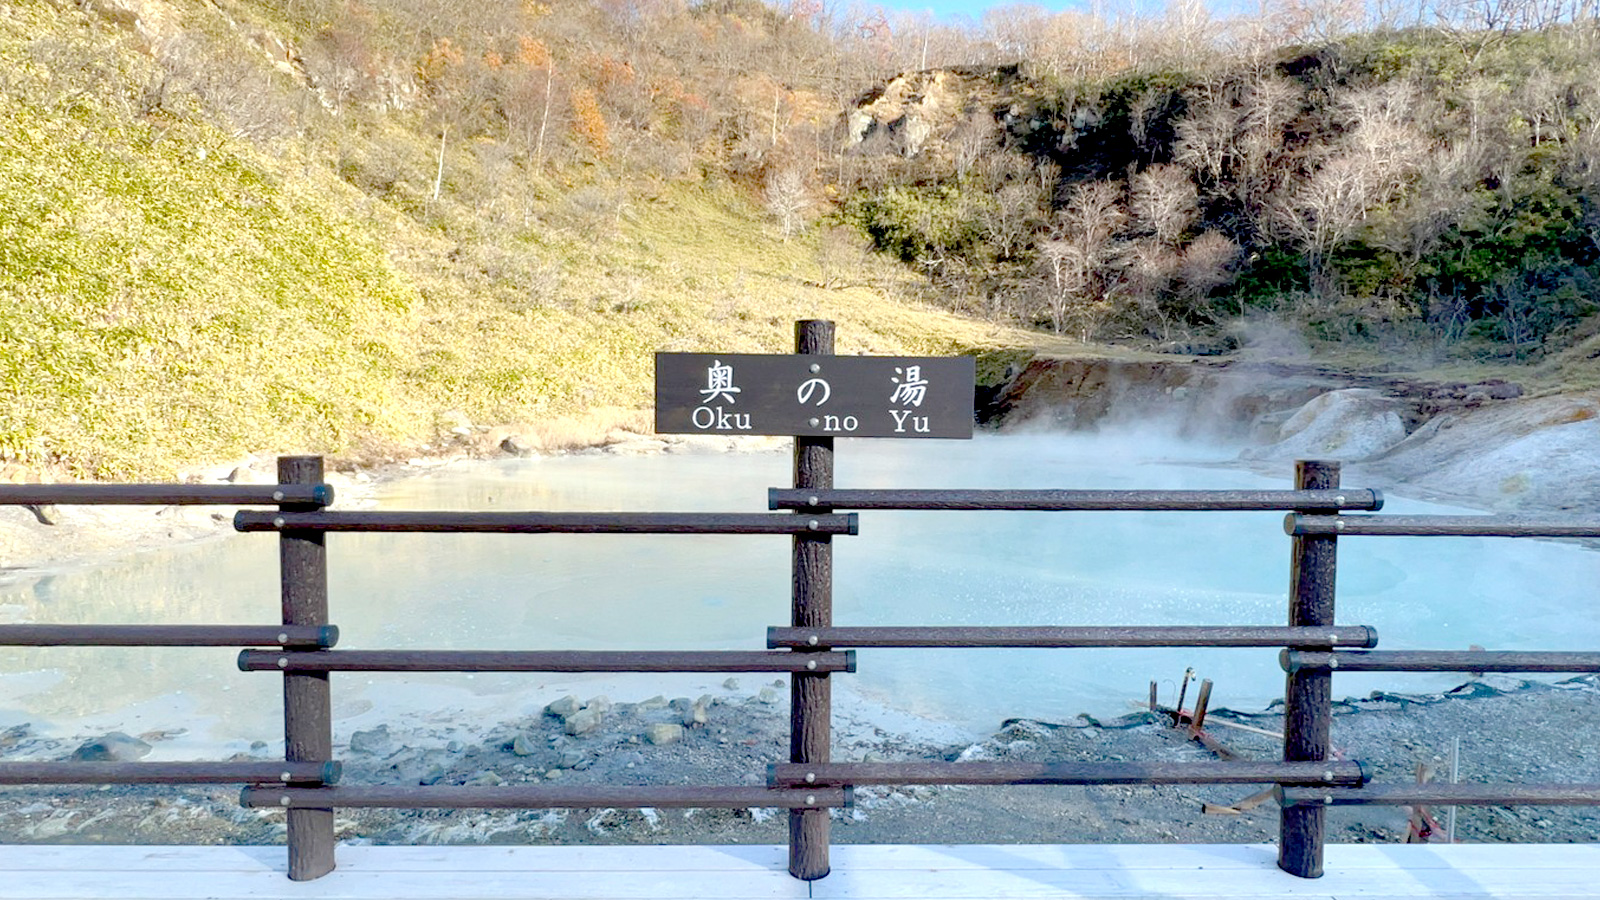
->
[1037,180,1128,338]
[1178,230,1242,316]
[1272,82,1432,292]
[1130,164,1199,247]
[764,167,812,240]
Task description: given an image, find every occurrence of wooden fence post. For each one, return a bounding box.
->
[790,320,834,880]
[1279,459,1340,878]
[279,455,336,880]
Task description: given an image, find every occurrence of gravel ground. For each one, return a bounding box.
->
[4,674,1598,849]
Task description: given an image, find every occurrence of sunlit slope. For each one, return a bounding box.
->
[0,4,1028,478]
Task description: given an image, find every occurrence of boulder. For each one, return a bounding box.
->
[645,724,684,746]
[1241,389,1407,463]
[563,707,604,736]
[348,725,392,755]
[71,732,151,762]
[544,696,581,719]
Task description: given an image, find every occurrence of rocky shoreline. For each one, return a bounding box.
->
[3,673,1599,847]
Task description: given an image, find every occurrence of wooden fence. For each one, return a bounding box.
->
[4,390,1600,882]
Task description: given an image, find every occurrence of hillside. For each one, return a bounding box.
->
[838,27,1600,382]
[3,0,1597,479]
[0,0,1035,478]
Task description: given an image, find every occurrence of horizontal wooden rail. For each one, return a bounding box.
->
[0,624,337,647]
[1279,783,1600,807]
[1283,650,1600,673]
[241,785,851,810]
[239,649,855,674]
[768,760,1369,788]
[0,761,338,785]
[235,511,858,535]
[767,625,1379,649]
[1288,515,1600,538]
[0,484,332,507]
[770,488,1383,512]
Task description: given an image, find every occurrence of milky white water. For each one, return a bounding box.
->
[3,430,1598,753]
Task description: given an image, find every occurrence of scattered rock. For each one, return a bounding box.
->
[224,465,265,484]
[683,696,711,727]
[511,734,541,757]
[348,725,392,755]
[564,707,604,736]
[544,696,581,719]
[71,732,151,762]
[0,724,31,751]
[644,724,684,745]
[499,435,535,457]
[465,771,502,787]
[757,687,779,704]
[722,678,740,690]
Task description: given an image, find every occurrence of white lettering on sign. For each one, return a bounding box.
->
[890,365,929,407]
[821,414,859,433]
[691,406,752,431]
[700,360,742,404]
[797,377,832,406]
[890,409,931,434]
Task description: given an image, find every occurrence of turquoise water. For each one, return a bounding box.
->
[3,431,1598,745]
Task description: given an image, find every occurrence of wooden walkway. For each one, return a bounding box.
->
[4,843,1599,899]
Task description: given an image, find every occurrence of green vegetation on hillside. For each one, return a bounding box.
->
[0,1,1024,477]
[3,0,1598,478]
[839,26,1600,363]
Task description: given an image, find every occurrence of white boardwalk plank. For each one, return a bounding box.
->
[816,844,1600,899]
[0,843,790,873]
[4,843,1600,900]
[820,842,1600,871]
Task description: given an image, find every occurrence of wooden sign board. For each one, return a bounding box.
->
[655,353,974,439]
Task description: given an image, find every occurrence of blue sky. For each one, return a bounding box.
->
[870,0,1085,23]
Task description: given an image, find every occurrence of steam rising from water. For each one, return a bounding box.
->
[3,429,1598,745]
